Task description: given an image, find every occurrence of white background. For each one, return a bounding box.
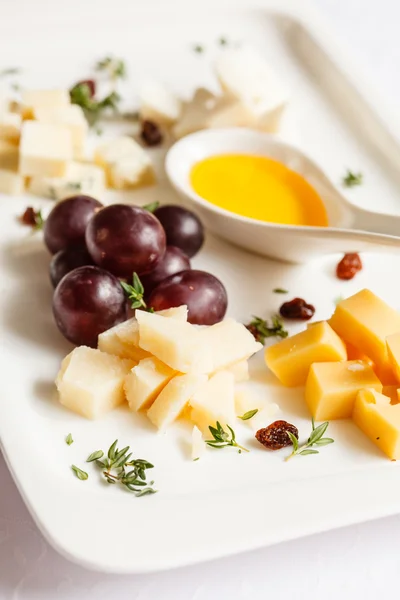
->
[2,0,400,598]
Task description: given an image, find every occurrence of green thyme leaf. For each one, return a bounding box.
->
[308,422,329,445]
[206,421,249,453]
[0,67,21,78]
[314,438,334,446]
[246,314,288,344]
[299,449,319,456]
[287,431,299,452]
[193,44,204,53]
[219,37,228,45]
[121,273,148,310]
[86,450,104,462]
[238,408,259,421]
[108,439,118,461]
[71,465,88,480]
[273,288,288,294]
[96,56,126,80]
[65,433,73,446]
[342,170,363,188]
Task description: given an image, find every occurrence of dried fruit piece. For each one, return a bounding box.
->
[140,120,163,146]
[279,297,315,320]
[20,206,44,230]
[336,253,362,280]
[255,420,298,450]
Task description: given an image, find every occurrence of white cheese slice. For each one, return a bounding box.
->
[28,161,105,201]
[0,169,24,194]
[139,81,182,125]
[147,373,207,430]
[21,88,70,119]
[19,121,73,177]
[56,346,135,419]
[34,104,88,158]
[0,112,21,143]
[191,425,204,461]
[94,136,155,190]
[124,356,176,412]
[225,359,249,382]
[189,371,236,435]
[0,139,19,170]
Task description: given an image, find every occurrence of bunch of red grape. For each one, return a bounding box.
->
[45,196,228,347]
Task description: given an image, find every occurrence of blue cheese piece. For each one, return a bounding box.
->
[19,121,73,177]
[94,136,155,190]
[28,161,105,200]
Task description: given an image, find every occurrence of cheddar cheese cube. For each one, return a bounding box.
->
[189,371,236,435]
[353,388,400,459]
[21,88,70,119]
[124,356,176,412]
[0,169,24,194]
[305,360,382,420]
[329,289,400,374]
[19,121,73,177]
[265,321,347,387]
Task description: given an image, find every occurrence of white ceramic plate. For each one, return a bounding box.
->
[2,0,400,574]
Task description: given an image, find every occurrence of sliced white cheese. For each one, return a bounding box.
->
[191,425,204,461]
[34,104,88,158]
[28,161,105,201]
[0,112,21,143]
[124,356,176,412]
[139,81,182,125]
[147,373,207,430]
[21,88,70,119]
[94,136,155,190]
[0,169,24,194]
[97,328,146,362]
[226,359,249,382]
[56,346,135,419]
[19,121,73,177]
[0,139,19,170]
[172,88,216,139]
[189,370,236,435]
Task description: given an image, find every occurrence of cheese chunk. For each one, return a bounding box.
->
[56,346,134,419]
[136,310,212,373]
[189,371,236,435]
[330,290,400,377]
[139,81,182,125]
[226,359,249,382]
[124,357,176,411]
[94,136,155,189]
[265,321,347,387]
[98,329,145,362]
[215,47,288,133]
[0,169,24,194]
[0,140,19,170]
[147,373,207,430]
[386,333,400,383]
[173,88,216,139]
[382,385,399,404]
[21,89,70,119]
[235,388,279,429]
[305,360,382,420]
[0,112,21,143]
[28,161,105,201]
[19,121,73,177]
[205,95,256,129]
[34,104,88,157]
[353,389,400,459]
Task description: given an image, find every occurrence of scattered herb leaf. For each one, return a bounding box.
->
[206,421,249,453]
[143,201,160,213]
[238,409,259,421]
[273,288,288,294]
[0,67,21,78]
[219,36,228,45]
[71,465,89,480]
[96,56,126,80]
[65,433,73,446]
[193,44,204,53]
[86,450,104,462]
[342,170,363,188]
[121,273,148,310]
[246,315,288,344]
[285,418,334,461]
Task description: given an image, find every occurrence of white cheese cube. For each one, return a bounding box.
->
[172,88,216,139]
[0,112,21,143]
[139,81,182,125]
[34,104,88,158]
[136,310,213,373]
[226,359,249,382]
[215,47,288,133]
[19,121,73,177]
[56,346,134,419]
[124,356,176,412]
[0,139,19,170]
[94,136,155,190]
[189,371,236,435]
[0,169,24,194]
[28,161,105,201]
[191,425,204,461]
[21,89,70,119]
[147,373,207,430]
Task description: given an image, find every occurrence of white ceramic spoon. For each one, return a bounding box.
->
[165,128,400,263]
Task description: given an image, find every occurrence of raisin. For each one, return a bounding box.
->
[140,120,163,146]
[255,420,299,450]
[20,207,37,227]
[279,297,315,320]
[336,253,362,280]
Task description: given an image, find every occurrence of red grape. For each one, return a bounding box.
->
[53,266,127,347]
[149,269,227,325]
[50,244,94,288]
[44,195,103,254]
[86,204,166,277]
[154,205,204,258]
[141,246,190,298]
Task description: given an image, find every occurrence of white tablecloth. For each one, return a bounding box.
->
[2,0,400,597]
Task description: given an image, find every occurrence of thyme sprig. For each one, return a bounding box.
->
[342,170,363,188]
[285,418,334,461]
[120,272,148,310]
[206,421,249,453]
[238,409,258,421]
[70,82,120,126]
[246,315,288,344]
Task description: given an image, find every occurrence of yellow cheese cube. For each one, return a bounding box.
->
[147,373,207,430]
[265,321,347,387]
[0,169,24,194]
[19,121,73,177]
[189,371,236,435]
[353,388,400,459]
[124,357,176,411]
[0,139,19,170]
[329,289,400,374]
[21,89,70,119]
[382,385,399,404]
[56,346,135,419]
[34,104,88,158]
[305,360,382,420]
[0,112,21,143]
[386,332,400,383]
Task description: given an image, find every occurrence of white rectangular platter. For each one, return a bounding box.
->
[2,0,400,574]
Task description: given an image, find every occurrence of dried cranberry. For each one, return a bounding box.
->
[336,253,362,280]
[279,297,315,320]
[256,420,299,450]
[140,120,163,146]
[20,207,37,227]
